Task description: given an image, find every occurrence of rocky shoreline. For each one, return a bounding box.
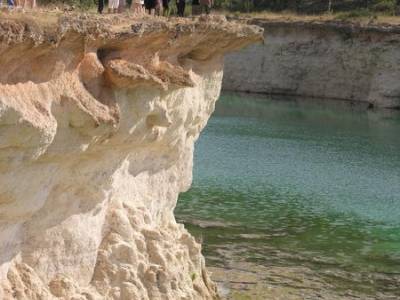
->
[223,18,400,109]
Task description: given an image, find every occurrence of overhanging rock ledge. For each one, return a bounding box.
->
[0,14,263,300]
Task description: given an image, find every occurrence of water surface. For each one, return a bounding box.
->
[175,93,400,298]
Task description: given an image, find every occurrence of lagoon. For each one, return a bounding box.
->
[176,93,400,298]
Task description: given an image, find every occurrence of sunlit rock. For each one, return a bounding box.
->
[0,13,262,299]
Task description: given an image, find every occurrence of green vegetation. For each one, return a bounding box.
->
[191,272,197,281]
[214,0,399,15]
[335,7,376,20]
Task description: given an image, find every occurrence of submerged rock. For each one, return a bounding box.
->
[0,13,262,299]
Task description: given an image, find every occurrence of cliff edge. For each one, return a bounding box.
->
[0,13,262,300]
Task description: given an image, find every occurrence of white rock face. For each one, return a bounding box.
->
[0,14,262,299]
[223,20,400,108]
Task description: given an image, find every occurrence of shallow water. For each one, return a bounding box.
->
[175,93,400,298]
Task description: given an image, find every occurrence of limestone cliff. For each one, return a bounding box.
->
[0,13,262,299]
[223,19,400,108]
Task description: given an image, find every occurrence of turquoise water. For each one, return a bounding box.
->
[175,93,400,297]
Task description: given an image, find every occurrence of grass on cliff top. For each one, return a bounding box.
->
[2,6,400,28]
[0,7,134,33]
[225,10,400,26]
[0,8,63,28]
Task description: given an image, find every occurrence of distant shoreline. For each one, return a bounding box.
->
[222,16,400,110]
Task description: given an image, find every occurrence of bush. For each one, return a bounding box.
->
[335,8,375,19]
[371,0,396,14]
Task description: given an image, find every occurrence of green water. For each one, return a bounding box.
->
[175,93,400,297]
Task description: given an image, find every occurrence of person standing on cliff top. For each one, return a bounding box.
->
[11,0,35,9]
[200,0,212,14]
[162,0,170,16]
[144,0,156,15]
[155,0,163,15]
[131,0,143,14]
[176,0,185,17]
[23,0,35,9]
[118,0,126,13]
[98,0,104,14]
[0,0,14,8]
[108,0,119,13]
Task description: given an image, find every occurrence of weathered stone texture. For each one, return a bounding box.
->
[0,14,262,299]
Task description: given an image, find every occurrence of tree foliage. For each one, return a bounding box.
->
[213,0,398,14]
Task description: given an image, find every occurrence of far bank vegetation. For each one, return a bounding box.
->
[215,0,398,15]
[216,0,400,22]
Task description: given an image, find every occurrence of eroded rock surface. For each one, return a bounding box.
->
[0,13,262,299]
[223,19,400,108]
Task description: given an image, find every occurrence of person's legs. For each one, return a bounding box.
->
[162,0,169,16]
[145,0,154,14]
[109,0,117,13]
[23,0,31,8]
[177,0,185,17]
[163,6,169,16]
[205,4,210,14]
[28,0,35,8]
[118,0,125,13]
[114,0,119,12]
[98,0,104,14]
[156,4,162,15]
[115,0,119,13]
[132,2,141,14]
[201,3,210,14]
